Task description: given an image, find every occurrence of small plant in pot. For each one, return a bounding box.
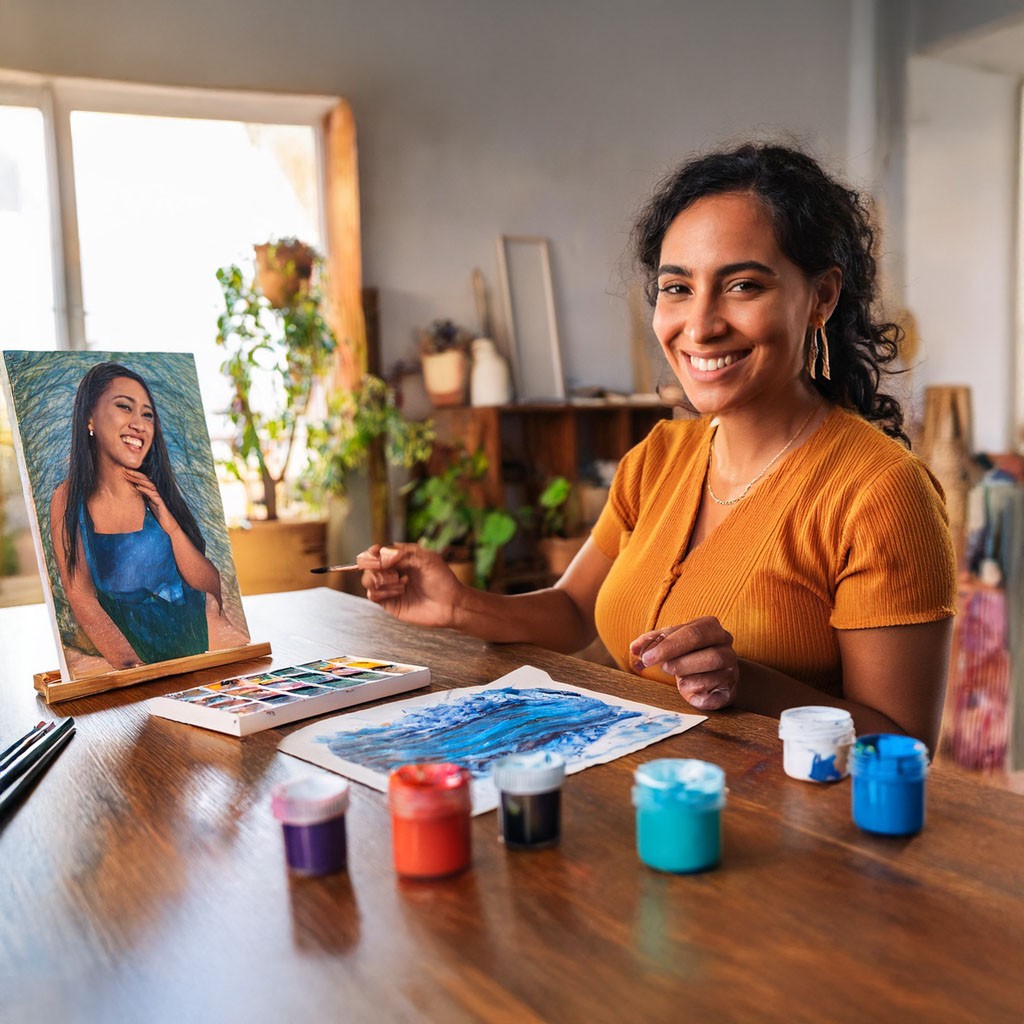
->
[533,475,588,577]
[407,447,517,589]
[418,318,473,408]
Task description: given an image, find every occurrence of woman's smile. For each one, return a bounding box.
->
[88,376,154,470]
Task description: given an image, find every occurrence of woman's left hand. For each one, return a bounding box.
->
[122,468,179,535]
[628,616,739,711]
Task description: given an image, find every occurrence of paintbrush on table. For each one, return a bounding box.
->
[0,721,53,772]
[310,563,360,575]
[0,718,75,817]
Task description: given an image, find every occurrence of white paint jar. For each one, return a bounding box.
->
[778,706,856,783]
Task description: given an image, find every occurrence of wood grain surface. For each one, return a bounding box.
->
[1,588,1021,1024]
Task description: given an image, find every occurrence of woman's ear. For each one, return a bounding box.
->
[817,267,843,322]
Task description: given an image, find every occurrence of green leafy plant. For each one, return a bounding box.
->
[301,374,436,503]
[537,475,573,539]
[408,448,517,588]
[215,254,336,520]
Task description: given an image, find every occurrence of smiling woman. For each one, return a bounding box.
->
[49,362,229,671]
[354,142,959,757]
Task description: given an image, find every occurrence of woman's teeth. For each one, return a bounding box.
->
[122,435,143,450]
[690,353,736,372]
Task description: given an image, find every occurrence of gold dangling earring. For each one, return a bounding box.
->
[819,319,831,381]
[807,324,819,379]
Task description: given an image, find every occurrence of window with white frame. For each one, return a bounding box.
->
[0,72,340,604]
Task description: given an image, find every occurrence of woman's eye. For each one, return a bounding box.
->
[728,279,763,293]
[143,412,154,420]
[657,282,689,296]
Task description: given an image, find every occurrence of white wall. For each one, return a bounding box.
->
[0,0,856,393]
[905,56,1019,451]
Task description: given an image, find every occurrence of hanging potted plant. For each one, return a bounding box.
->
[253,238,317,309]
[215,250,335,523]
[418,318,473,408]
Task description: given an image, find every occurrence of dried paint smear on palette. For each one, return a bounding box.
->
[147,656,430,737]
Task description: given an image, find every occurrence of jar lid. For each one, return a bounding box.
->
[492,751,566,795]
[632,758,726,809]
[779,705,856,742]
[389,762,472,817]
[271,774,350,826]
[850,733,930,779]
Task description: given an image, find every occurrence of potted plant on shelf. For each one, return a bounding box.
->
[407,447,517,589]
[215,249,336,522]
[533,475,588,577]
[418,318,473,408]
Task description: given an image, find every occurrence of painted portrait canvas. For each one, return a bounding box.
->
[1,350,250,682]
[279,665,706,813]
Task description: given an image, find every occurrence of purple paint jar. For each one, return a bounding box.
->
[271,774,350,876]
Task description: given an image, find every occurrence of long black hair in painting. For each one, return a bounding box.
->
[62,361,207,576]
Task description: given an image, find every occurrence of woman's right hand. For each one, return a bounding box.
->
[357,543,464,628]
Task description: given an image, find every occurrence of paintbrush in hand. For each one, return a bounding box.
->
[310,563,360,574]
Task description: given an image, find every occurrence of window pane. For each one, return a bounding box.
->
[0,104,59,350]
[70,112,322,423]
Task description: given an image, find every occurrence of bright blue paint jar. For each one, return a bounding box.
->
[632,759,726,873]
[850,734,929,836]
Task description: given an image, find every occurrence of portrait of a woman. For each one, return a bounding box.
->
[48,360,245,672]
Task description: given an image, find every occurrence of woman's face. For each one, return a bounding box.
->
[652,191,838,417]
[87,377,154,471]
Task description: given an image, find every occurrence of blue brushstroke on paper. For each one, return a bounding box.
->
[314,686,681,777]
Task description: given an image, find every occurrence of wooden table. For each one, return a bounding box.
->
[1,588,1021,1023]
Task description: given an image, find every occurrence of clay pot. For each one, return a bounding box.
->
[539,535,587,577]
[421,350,468,407]
[254,241,316,308]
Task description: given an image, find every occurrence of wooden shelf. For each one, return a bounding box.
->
[428,400,674,588]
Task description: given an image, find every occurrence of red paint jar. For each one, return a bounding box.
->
[388,763,472,879]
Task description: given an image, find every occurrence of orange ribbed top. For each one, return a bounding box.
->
[592,407,957,696]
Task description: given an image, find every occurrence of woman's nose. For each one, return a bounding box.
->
[684,293,726,346]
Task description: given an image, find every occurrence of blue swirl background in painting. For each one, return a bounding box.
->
[315,686,681,777]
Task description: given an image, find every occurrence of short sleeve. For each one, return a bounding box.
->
[831,457,958,629]
[590,426,659,560]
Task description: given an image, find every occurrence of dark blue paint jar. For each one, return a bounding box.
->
[271,774,350,876]
[850,734,929,836]
[492,751,566,850]
[632,759,726,873]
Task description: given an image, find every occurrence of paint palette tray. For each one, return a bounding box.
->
[147,655,431,737]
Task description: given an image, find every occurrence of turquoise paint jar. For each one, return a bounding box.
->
[850,734,929,836]
[632,759,726,873]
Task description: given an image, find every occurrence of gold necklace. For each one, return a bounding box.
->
[706,401,822,507]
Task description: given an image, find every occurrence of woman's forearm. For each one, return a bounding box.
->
[451,585,596,653]
[734,659,915,742]
[167,531,223,607]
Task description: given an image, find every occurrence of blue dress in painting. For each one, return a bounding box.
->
[78,501,208,663]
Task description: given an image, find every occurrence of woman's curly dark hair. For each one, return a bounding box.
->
[632,143,907,444]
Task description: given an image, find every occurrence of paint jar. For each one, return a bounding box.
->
[632,759,726,874]
[778,705,856,783]
[389,763,472,879]
[850,733,929,836]
[271,774,350,877]
[492,751,566,850]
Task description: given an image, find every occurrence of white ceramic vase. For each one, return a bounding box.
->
[470,338,511,406]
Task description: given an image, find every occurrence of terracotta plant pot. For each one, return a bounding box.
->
[539,535,587,577]
[421,350,468,407]
[254,241,316,308]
